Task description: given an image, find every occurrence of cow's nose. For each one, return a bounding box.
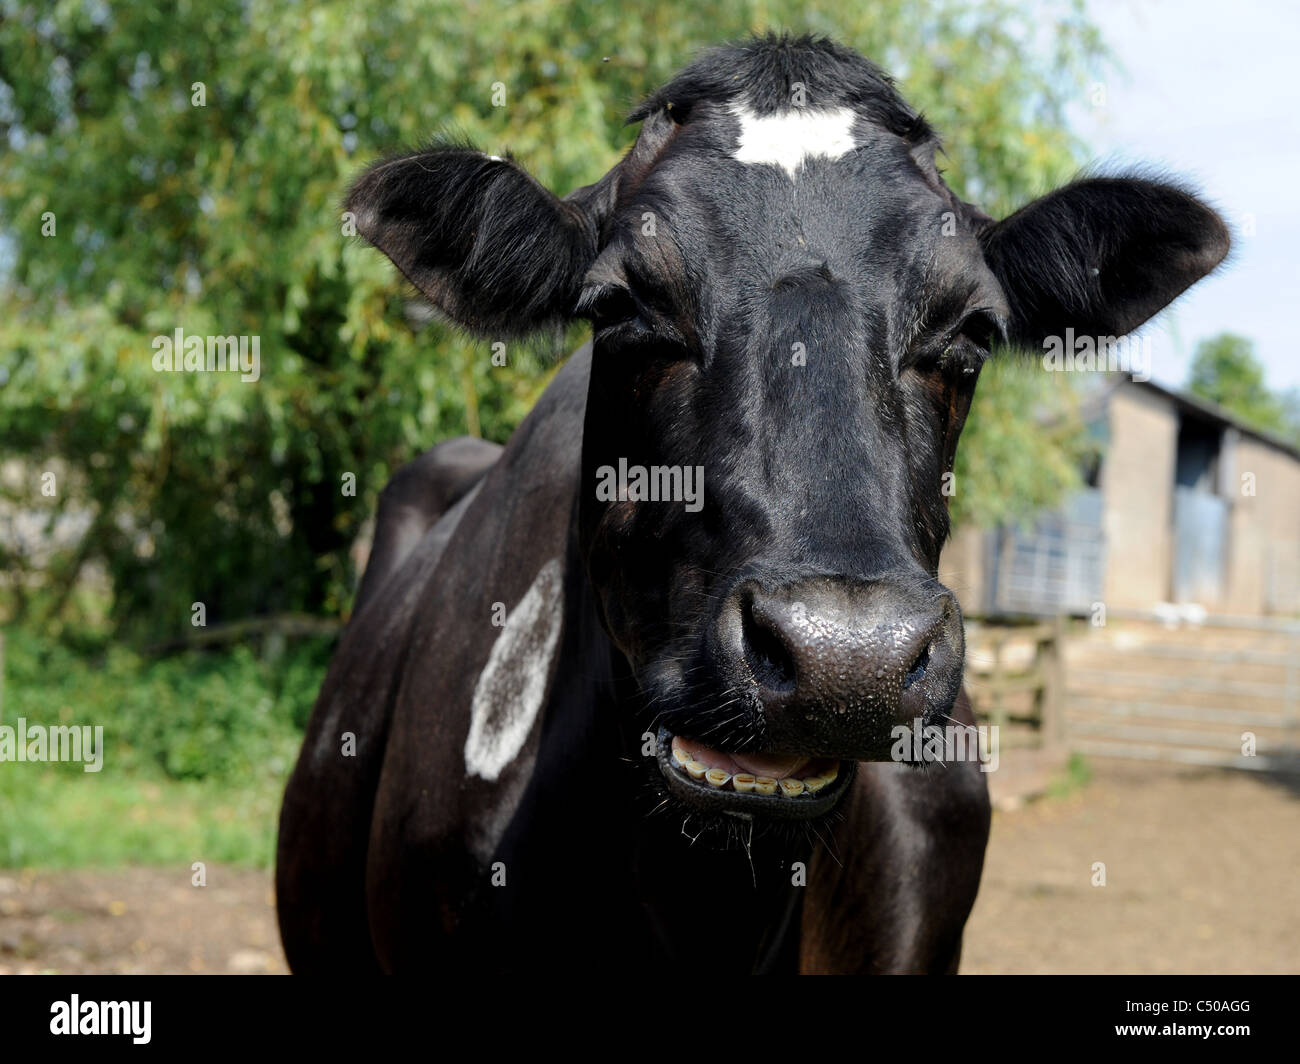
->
[717,576,964,758]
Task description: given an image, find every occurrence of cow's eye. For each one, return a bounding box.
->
[956,309,1004,355]
[910,338,979,381]
[578,284,646,333]
[912,309,1002,382]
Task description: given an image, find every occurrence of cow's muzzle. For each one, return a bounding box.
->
[650,572,962,818]
[713,572,963,756]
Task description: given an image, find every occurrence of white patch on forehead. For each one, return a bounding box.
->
[464,558,564,782]
[730,104,859,178]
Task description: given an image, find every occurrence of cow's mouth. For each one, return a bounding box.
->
[655,726,855,820]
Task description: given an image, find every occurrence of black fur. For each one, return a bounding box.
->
[980,175,1231,344]
[345,142,598,336]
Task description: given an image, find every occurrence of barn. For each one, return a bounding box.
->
[941,375,1300,779]
[944,374,1300,619]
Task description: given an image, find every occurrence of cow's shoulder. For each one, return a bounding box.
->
[279,345,591,971]
[363,346,593,963]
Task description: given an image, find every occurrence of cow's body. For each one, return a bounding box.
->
[277,345,990,973]
[276,35,1226,974]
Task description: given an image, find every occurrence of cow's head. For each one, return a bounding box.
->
[348,36,1228,822]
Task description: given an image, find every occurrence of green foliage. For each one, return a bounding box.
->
[1188,333,1300,447]
[0,625,327,780]
[0,624,329,866]
[0,0,1106,640]
[952,357,1089,529]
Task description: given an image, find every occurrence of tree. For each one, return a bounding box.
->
[1187,333,1298,445]
[0,0,1105,640]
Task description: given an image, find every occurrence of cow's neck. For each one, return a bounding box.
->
[506,507,814,970]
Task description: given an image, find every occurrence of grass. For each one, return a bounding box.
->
[1046,751,1093,799]
[0,771,290,868]
[0,623,328,869]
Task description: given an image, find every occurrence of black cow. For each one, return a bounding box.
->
[277,35,1228,973]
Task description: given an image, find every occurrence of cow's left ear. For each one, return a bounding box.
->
[346,145,616,337]
[978,176,1230,347]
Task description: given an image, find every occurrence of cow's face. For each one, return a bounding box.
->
[348,37,1228,822]
[574,94,1007,817]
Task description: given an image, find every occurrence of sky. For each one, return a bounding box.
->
[1070,0,1299,393]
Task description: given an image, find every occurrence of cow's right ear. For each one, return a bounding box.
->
[977,176,1230,348]
[346,145,613,337]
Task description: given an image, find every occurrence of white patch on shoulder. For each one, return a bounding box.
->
[731,104,859,178]
[464,558,564,781]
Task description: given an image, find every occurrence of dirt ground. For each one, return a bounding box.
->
[963,760,1300,974]
[1,760,1296,974]
[0,865,288,975]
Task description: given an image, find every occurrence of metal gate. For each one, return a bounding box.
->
[1172,486,1227,605]
[992,489,1105,615]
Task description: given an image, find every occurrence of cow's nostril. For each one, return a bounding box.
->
[902,641,932,690]
[741,596,797,695]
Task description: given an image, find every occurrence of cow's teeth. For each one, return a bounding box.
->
[672,752,841,798]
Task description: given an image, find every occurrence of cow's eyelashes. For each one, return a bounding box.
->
[579,283,644,329]
[579,284,689,351]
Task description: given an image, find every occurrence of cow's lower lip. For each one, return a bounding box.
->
[654,726,855,820]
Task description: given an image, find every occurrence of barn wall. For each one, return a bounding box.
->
[1100,386,1178,608]
[1225,436,1300,615]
